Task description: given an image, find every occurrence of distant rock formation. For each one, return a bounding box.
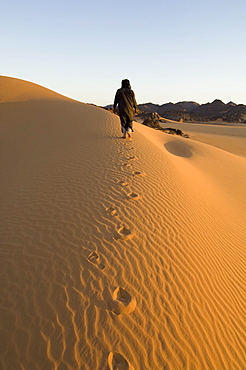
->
[137,100,246,123]
[142,112,164,129]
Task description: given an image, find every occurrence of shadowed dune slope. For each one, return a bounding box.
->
[0,77,245,370]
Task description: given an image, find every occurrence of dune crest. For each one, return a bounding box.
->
[0,77,245,369]
[0,76,70,102]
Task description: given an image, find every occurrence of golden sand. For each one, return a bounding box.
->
[0,77,245,369]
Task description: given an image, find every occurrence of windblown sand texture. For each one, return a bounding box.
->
[0,76,246,370]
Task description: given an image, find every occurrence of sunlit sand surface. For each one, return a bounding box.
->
[160,120,246,158]
[0,77,245,369]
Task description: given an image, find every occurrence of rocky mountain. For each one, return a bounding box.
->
[138,101,199,114]
[137,100,246,123]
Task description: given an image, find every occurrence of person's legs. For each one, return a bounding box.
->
[122,126,127,138]
[126,120,133,137]
[127,127,132,138]
[120,114,133,138]
[120,115,127,138]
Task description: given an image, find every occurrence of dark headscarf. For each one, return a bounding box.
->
[121,79,131,89]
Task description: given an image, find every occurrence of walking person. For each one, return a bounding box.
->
[113,79,137,138]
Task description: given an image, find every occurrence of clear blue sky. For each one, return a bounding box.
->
[2,0,246,105]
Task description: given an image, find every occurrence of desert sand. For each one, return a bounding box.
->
[0,76,245,370]
[159,120,246,159]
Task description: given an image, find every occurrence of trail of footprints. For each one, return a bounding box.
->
[114,148,143,240]
[86,141,144,369]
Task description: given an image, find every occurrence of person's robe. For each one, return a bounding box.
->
[114,87,137,128]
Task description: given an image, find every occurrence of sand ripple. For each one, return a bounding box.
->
[0,77,245,369]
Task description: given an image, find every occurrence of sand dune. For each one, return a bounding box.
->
[159,120,246,158]
[0,76,245,369]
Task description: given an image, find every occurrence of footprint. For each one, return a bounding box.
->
[132,170,145,177]
[106,206,118,216]
[114,226,134,241]
[117,180,129,187]
[126,192,140,200]
[107,352,135,370]
[122,163,131,168]
[87,251,105,270]
[112,287,137,315]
